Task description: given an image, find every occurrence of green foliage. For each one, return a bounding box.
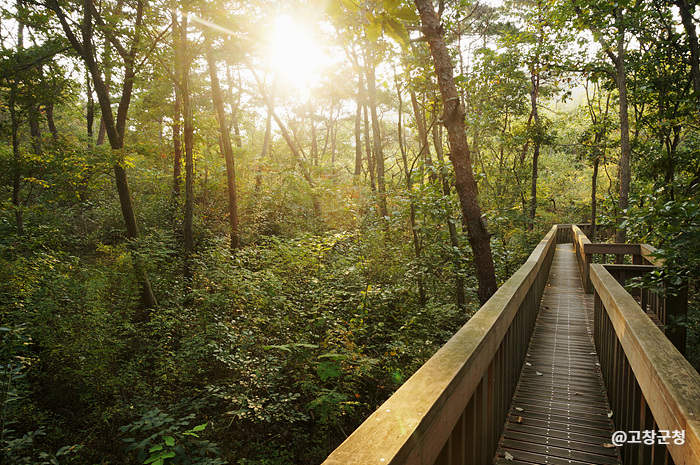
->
[119,410,223,465]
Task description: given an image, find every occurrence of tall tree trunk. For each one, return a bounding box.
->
[367,66,387,216]
[173,89,182,198]
[354,78,363,177]
[46,103,58,139]
[363,90,376,192]
[248,66,322,217]
[410,90,436,183]
[528,72,541,231]
[613,11,631,245]
[675,0,700,97]
[261,77,275,157]
[10,5,25,236]
[591,156,599,241]
[51,0,157,309]
[9,77,24,236]
[414,0,497,304]
[180,14,195,280]
[434,119,466,308]
[396,75,426,306]
[86,72,95,145]
[206,39,240,251]
[310,105,319,166]
[225,64,243,148]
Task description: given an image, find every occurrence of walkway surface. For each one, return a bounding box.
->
[493,244,622,465]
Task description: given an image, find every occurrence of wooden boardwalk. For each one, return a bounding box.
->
[494,244,622,465]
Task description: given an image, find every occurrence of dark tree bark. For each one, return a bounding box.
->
[573,2,631,244]
[9,75,24,236]
[414,0,497,304]
[206,38,240,251]
[612,9,631,245]
[10,4,25,236]
[433,118,466,308]
[591,157,599,240]
[49,0,157,308]
[675,0,700,97]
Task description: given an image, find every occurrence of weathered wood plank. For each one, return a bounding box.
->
[496,244,622,465]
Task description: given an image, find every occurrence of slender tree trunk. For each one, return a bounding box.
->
[180,14,195,280]
[591,157,599,241]
[171,10,182,199]
[410,90,436,183]
[173,90,182,198]
[613,12,631,245]
[528,70,541,231]
[225,64,243,148]
[396,75,426,306]
[414,0,497,304]
[367,66,387,217]
[46,103,58,139]
[363,90,375,192]
[206,39,240,251]
[261,77,275,157]
[434,119,466,308]
[675,0,700,97]
[86,72,95,145]
[354,81,363,177]
[310,107,318,166]
[9,79,24,236]
[248,66,322,217]
[10,6,25,236]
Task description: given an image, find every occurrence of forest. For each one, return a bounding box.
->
[0,0,698,463]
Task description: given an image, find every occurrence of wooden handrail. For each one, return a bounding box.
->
[322,225,559,465]
[591,263,700,465]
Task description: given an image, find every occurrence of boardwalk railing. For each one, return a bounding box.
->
[322,225,559,465]
[322,224,699,465]
[590,263,700,465]
[569,224,687,353]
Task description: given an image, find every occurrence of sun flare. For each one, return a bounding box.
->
[269,14,329,91]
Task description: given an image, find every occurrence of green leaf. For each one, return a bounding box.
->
[394,6,419,21]
[365,17,383,42]
[383,16,411,49]
[192,423,207,432]
[164,435,175,447]
[317,361,342,381]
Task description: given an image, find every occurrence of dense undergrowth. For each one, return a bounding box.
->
[2,138,697,464]
[0,151,551,464]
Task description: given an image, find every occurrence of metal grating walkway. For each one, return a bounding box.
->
[493,244,622,465]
